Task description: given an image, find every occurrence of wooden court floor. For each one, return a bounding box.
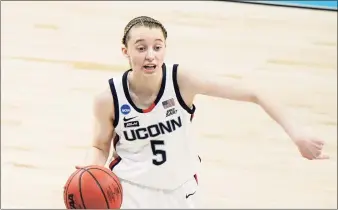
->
[1,1,337,208]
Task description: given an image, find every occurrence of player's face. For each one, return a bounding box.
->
[122,26,166,75]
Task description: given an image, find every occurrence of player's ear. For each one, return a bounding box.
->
[121,45,129,59]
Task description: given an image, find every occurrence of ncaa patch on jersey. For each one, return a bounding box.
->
[121,104,131,115]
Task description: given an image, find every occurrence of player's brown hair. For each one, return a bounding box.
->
[122,16,168,47]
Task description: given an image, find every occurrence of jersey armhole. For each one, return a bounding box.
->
[172,64,196,116]
[108,78,119,127]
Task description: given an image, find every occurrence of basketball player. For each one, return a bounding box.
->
[79,16,329,208]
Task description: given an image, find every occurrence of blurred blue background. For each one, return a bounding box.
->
[241,1,337,10]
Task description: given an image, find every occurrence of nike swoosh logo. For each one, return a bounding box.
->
[123,116,137,122]
[185,191,196,199]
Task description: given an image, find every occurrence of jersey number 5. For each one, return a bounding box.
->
[150,140,167,166]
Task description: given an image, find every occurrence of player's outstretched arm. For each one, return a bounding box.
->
[81,90,116,167]
[177,65,329,160]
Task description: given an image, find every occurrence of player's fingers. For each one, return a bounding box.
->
[302,145,321,160]
[311,142,323,150]
[75,165,84,169]
[312,139,324,146]
[315,154,330,160]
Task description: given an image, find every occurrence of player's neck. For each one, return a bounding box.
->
[128,71,162,98]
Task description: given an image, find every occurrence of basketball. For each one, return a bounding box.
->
[63,165,123,209]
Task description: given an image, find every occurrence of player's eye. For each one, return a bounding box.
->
[154,46,162,51]
[137,46,146,52]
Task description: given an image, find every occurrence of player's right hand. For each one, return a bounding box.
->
[75,165,85,169]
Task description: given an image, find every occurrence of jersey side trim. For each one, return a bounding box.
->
[113,134,120,150]
[109,156,122,170]
[172,64,196,115]
[108,78,119,127]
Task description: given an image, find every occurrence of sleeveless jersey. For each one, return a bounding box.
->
[108,63,201,190]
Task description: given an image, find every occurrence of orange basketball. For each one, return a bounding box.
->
[63,165,123,209]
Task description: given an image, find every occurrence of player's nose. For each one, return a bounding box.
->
[145,49,155,60]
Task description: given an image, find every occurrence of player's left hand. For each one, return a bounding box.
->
[292,133,330,160]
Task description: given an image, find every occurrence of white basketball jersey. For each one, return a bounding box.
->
[108,63,201,190]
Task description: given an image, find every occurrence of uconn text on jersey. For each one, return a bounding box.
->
[123,116,182,141]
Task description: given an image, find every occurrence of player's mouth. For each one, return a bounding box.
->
[143,64,157,73]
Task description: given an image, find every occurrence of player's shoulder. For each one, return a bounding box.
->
[169,62,210,100]
[167,62,195,87]
[165,61,190,75]
[108,71,125,86]
[93,74,123,120]
[96,73,123,102]
[163,62,191,80]
[92,88,115,118]
[94,88,113,105]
